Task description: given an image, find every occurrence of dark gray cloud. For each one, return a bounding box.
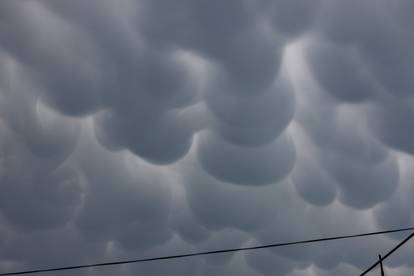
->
[197,131,295,185]
[304,39,378,102]
[1,0,414,275]
[367,97,414,155]
[181,153,293,231]
[204,71,295,146]
[265,0,322,38]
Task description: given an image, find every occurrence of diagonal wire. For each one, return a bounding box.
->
[1,227,414,275]
[360,231,414,275]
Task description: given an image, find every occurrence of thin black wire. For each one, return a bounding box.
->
[360,231,414,275]
[1,227,414,275]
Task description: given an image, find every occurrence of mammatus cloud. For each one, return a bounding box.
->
[1,0,414,275]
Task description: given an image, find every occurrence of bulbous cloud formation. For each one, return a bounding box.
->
[1,0,414,275]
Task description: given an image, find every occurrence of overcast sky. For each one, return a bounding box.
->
[1,0,414,275]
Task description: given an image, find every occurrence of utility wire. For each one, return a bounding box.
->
[360,230,414,275]
[1,227,414,275]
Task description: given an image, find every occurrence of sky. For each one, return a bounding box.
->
[1,0,414,275]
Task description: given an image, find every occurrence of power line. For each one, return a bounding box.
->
[360,231,414,275]
[1,227,414,275]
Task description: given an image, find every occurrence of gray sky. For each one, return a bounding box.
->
[1,0,414,275]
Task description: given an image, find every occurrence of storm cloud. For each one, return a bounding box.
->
[1,0,414,275]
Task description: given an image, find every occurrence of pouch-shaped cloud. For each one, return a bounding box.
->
[204,72,295,146]
[94,108,195,164]
[181,153,293,230]
[292,154,337,206]
[0,114,81,231]
[197,131,295,186]
[74,129,173,250]
[2,0,414,275]
[305,40,377,102]
[265,0,322,37]
[0,60,81,230]
[367,96,414,155]
[296,91,399,208]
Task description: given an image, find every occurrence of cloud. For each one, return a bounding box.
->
[265,0,322,37]
[197,131,295,186]
[1,0,414,275]
[73,129,173,250]
[204,71,295,146]
[304,39,378,102]
[181,152,293,231]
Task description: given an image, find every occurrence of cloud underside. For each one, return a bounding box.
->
[1,0,414,275]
